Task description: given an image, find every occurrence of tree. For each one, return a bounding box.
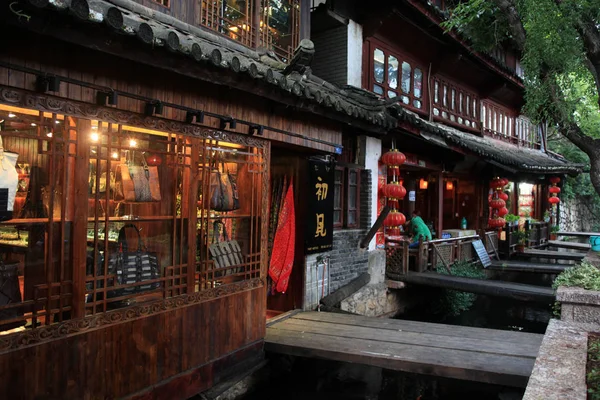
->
[443,0,600,195]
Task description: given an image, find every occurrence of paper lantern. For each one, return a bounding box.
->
[381,149,406,167]
[489,198,506,209]
[384,211,406,229]
[549,186,561,194]
[419,179,428,190]
[490,178,505,189]
[548,196,560,204]
[488,218,506,228]
[382,182,407,200]
[500,178,509,187]
[387,227,402,236]
[549,177,561,184]
[499,192,509,201]
[498,207,509,217]
[387,199,400,210]
[446,181,454,191]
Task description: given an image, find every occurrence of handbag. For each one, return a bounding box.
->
[0,136,19,222]
[106,224,161,298]
[114,154,161,202]
[209,220,243,277]
[209,163,239,212]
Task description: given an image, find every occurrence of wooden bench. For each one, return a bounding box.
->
[547,240,590,251]
[516,249,586,262]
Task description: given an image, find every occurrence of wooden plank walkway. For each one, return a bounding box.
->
[517,249,586,261]
[558,231,600,238]
[488,260,571,274]
[547,240,591,251]
[265,311,543,388]
[388,272,555,302]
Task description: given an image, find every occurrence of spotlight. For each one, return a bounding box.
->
[129,139,137,148]
[90,132,99,142]
[219,117,236,130]
[96,91,118,106]
[185,111,196,124]
[249,125,264,136]
[144,101,164,116]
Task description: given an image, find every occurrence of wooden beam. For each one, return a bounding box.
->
[319,272,370,308]
[517,249,586,262]
[547,240,591,251]
[360,205,390,249]
[488,260,569,274]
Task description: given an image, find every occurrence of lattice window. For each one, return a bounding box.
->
[432,77,479,130]
[259,0,301,62]
[370,45,425,110]
[200,0,256,48]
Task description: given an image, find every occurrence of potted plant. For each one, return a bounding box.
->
[550,225,560,240]
[505,214,519,227]
[514,229,528,252]
[543,210,551,223]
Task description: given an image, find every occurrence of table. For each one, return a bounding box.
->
[442,229,477,238]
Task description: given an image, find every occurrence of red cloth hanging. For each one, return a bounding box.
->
[268,180,296,293]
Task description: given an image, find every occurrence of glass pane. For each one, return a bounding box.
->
[459,93,463,114]
[433,108,440,116]
[443,85,448,107]
[401,62,411,93]
[450,115,456,122]
[414,68,423,98]
[348,211,356,226]
[335,169,342,184]
[473,100,477,119]
[458,117,463,124]
[413,100,422,109]
[373,85,384,95]
[261,0,300,61]
[349,188,357,209]
[334,210,341,224]
[466,95,471,116]
[349,171,357,185]
[388,56,399,89]
[451,89,456,110]
[202,0,252,45]
[482,106,486,128]
[442,111,448,118]
[374,49,385,83]
[401,96,410,105]
[334,183,341,209]
[388,91,397,99]
[434,81,439,103]
[504,115,508,134]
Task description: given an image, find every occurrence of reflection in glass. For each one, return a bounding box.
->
[388,56,399,89]
[443,85,448,107]
[374,49,385,83]
[388,91,397,99]
[401,96,410,105]
[466,95,471,116]
[451,89,456,111]
[414,68,423,98]
[434,81,439,103]
[373,85,384,95]
[413,100,422,109]
[401,62,411,94]
[459,93,463,114]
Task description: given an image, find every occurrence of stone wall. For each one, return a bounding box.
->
[560,197,600,233]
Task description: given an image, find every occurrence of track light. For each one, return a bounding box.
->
[144,100,163,116]
[185,111,195,124]
[249,125,264,136]
[36,75,61,93]
[220,117,236,130]
[96,91,118,106]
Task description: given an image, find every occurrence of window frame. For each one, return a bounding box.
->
[333,166,345,228]
[481,100,517,143]
[432,75,479,132]
[333,165,362,230]
[365,39,428,115]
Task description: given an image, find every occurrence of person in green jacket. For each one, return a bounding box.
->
[407,210,432,248]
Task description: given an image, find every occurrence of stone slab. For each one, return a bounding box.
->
[523,319,599,400]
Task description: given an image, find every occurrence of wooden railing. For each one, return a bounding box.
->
[499,221,550,257]
[386,234,482,276]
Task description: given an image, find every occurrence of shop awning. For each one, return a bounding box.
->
[390,106,584,175]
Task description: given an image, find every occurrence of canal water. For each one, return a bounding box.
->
[243,273,553,400]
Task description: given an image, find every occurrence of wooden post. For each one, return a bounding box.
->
[436,171,443,239]
[360,205,390,249]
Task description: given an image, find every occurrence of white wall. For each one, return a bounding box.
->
[364,136,381,250]
[347,20,363,88]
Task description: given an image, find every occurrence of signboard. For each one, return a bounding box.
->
[305,159,335,254]
[408,190,416,202]
[376,161,387,249]
[472,239,492,268]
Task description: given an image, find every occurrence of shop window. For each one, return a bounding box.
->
[367,42,425,111]
[432,77,478,129]
[334,166,361,229]
[0,105,268,333]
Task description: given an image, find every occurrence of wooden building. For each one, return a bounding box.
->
[0,1,400,398]
[310,0,581,246]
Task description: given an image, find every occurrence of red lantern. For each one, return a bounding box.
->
[384,211,406,228]
[387,227,402,236]
[499,192,509,201]
[548,197,560,204]
[490,178,504,189]
[381,149,406,167]
[382,182,407,200]
[145,153,162,166]
[489,198,506,209]
[498,207,509,217]
[549,186,561,194]
[387,199,400,210]
[488,218,506,228]
[500,178,509,187]
[549,177,561,184]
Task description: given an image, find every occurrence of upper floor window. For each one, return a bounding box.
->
[516,116,541,149]
[481,101,515,141]
[200,0,301,62]
[516,60,525,79]
[370,44,425,111]
[432,77,479,130]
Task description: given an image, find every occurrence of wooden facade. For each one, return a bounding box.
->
[0,5,350,397]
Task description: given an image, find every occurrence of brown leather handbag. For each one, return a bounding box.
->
[209,164,239,212]
[114,155,161,202]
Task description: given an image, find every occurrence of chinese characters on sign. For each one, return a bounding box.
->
[306,159,334,254]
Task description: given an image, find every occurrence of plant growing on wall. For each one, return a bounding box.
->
[552,261,600,316]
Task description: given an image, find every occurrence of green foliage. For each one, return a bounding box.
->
[589,337,600,400]
[432,261,486,317]
[513,229,529,245]
[505,214,519,223]
[551,225,560,234]
[553,261,600,291]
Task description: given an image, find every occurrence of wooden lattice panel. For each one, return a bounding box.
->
[386,244,405,275]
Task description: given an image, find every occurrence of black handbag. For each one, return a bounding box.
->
[209,221,243,277]
[106,224,161,298]
[0,260,24,331]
